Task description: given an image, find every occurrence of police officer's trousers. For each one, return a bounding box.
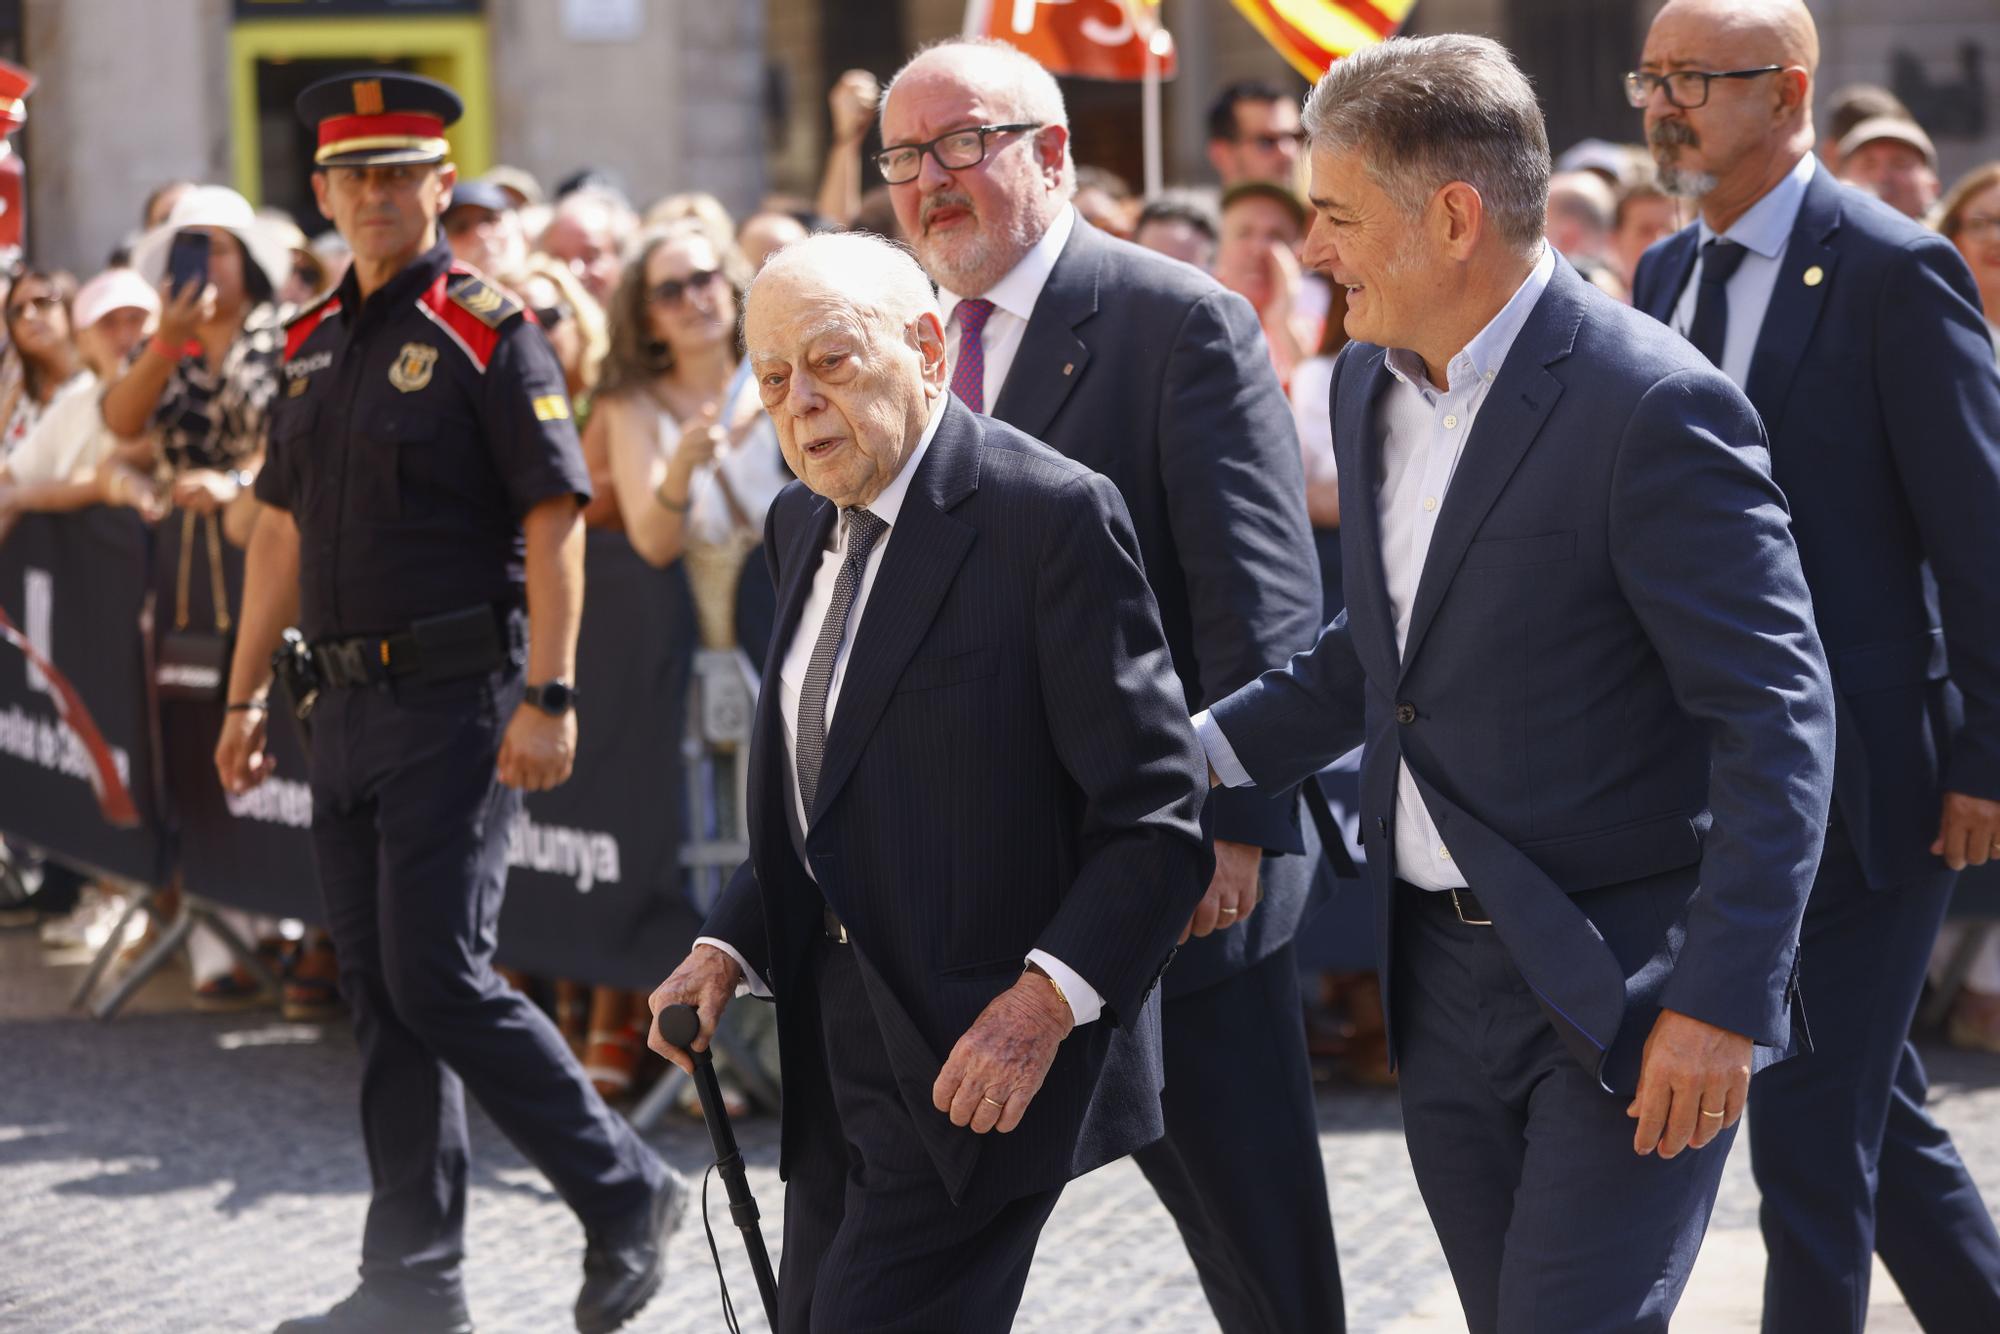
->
[307,668,663,1300]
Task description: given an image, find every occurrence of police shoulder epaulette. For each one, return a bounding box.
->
[445,269,523,329]
[417,270,517,373]
[283,290,343,362]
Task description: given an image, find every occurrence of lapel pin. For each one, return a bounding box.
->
[1062,362,1074,376]
[1803,265,1824,287]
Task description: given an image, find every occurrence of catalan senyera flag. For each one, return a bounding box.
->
[967,0,1178,82]
[1228,0,1416,81]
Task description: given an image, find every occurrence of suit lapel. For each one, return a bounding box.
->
[989,221,1098,441]
[1743,168,1842,444]
[810,400,981,822]
[1333,347,1402,687]
[1641,225,1699,326]
[1397,264,1582,676]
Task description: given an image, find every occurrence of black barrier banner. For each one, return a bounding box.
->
[153,508,325,920]
[0,509,168,884]
[494,532,700,990]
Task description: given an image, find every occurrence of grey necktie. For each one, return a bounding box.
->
[794,507,888,817]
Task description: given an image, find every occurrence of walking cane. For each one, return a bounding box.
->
[659,1004,781,1331]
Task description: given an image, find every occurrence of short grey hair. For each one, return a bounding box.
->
[747,232,941,342]
[885,37,1075,196]
[1302,34,1550,251]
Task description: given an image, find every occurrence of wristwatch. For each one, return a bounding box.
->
[524,679,577,717]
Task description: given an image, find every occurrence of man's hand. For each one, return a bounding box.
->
[1627,1008,1752,1158]
[1932,791,2000,870]
[1182,839,1263,942]
[496,703,576,791]
[645,944,744,1075]
[932,972,1073,1135]
[214,707,273,795]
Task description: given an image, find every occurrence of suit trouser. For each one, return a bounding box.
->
[1134,940,1346,1333]
[1750,823,2000,1334]
[776,935,1062,1333]
[1393,886,1732,1334]
[308,672,662,1301]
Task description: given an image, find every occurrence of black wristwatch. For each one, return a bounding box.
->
[524,679,577,717]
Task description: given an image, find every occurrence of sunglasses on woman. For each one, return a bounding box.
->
[533,300,573,330]
[649,269,723,306]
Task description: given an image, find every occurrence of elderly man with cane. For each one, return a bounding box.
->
[647,231,1211,1333]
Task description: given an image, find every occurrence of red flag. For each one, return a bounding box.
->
[0,604,140,827]
[967,0,1177,82]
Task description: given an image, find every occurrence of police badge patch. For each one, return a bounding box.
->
[389,342,439,393]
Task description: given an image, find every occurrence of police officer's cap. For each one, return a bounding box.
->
[297,72,463,169]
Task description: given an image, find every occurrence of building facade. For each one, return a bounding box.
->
[9,0,1998,277]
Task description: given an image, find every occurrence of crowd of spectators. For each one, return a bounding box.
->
[5,62,2000,1106]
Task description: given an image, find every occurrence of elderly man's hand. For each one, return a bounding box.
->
[1627,1008,1752,1158]
[1932,791,2000,870]
[646,944,743,1075]
[1182,839,1262,942]
[932,970,1073,1134]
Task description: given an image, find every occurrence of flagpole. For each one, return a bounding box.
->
[1141,29,1163,197]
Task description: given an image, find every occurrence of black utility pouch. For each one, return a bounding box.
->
[410,605,506,681]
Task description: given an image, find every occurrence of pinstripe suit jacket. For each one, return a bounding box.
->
[703,397,1212,1206]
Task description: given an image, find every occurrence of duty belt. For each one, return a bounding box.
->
[310,631,422,689]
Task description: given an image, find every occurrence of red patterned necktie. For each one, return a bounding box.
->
[950,298,997,413]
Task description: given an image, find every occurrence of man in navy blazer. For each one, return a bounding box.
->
[646,234,1210,1332]
[1200,36,1835,1332]
[1630,2,2000,1329]
[880,40,1339,1334]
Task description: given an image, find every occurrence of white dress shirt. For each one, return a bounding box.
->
[939,205,1077,408]
[697,395,1102,1023]
[1668,151,1816,390]
[1197,245,1558,891]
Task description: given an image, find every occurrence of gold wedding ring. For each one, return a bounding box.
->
[1700,1108,1725,1119]
[1219,907,1239,918]
[981,1096,1003,1109]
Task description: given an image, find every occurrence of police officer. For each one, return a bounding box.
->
[215,73,683,1334]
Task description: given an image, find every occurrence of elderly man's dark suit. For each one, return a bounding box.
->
[988,217,1337,1332]
[701,399,1210,1332]
[1210,258,1835,1332]
[1635,165,2000,1334]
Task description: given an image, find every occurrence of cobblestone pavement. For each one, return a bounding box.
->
[5,930,1999,1333]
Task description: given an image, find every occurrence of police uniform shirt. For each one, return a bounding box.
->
[256,239,591,641]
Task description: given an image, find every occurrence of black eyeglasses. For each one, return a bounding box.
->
[1241,130,1306,152]
[1623,66,1786,110]
[649,270,723,306]
[875,123,1042,185]
[533,301,572,329]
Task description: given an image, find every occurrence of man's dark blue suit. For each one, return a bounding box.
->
[702,399,1210,1331]
[987,217,1339,1332]
[1211,257,1836,1331]
[1634,163,2000,1334]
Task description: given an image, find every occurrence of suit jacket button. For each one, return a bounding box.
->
[1395,702,1417,724]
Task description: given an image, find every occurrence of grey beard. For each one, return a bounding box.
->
[1656,160,1718,199]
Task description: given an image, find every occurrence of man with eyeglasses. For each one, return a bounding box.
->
[215,71,685,1334]
[881,37,1339,1334]
[1207,79,1308,188]
[1628,3,2000,1330]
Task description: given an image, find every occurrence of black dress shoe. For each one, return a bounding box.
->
[273,1285,474,1333]
[574,1169,689,1334]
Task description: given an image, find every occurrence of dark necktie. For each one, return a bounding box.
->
[1687,238,1749,369]
[794,507,888,818]
[949,298,997,413]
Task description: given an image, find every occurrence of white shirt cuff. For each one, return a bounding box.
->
[1026,949,1104,1026]
[1192,709,1254,789]
[694,936,772,999]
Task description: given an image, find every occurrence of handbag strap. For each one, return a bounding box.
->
[172,507,232,634]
